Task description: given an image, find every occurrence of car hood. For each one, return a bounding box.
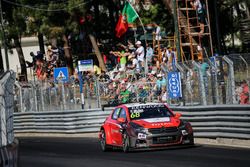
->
[131,117,180,128]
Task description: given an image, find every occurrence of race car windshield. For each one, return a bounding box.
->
[128,104,173,120]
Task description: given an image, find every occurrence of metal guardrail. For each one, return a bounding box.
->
[14,105,250,139]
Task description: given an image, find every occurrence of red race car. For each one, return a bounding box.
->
[99,103,194,152]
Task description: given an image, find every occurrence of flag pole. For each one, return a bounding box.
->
[126,0,148,74]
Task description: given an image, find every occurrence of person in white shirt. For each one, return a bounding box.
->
[155,24,162,41]
[135,41,145,72]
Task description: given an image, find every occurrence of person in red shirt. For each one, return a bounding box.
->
[240,80,249,104]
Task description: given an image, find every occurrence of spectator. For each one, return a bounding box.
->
[156,74,167,90]
[35,57,47,81]
[138,85,148,102]
[198,58,210,95]
[161,57,168,74]
[110,46,130,71]
[240,80,249,104]
[154,23,162,41]
[46,45,53,61]
[146,43,153,66]
[127,55,139,71]
[190,0,206,34]
[99,71,110,82]
[135,41,145,71]
[93,65,101,75]
[118,83,131,104]
[161,87,168,103]
[152,56,160,71]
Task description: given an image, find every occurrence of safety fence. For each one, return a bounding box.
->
[0,139,19,167]
[0,71,15,147]
[14,105,250,139]
[168,54,249,105]
[14,79,101,112]
[99,54,250,106]
[0,71,19,167]
[14,54,250,112]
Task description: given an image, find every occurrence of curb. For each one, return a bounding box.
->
[195,138,250,149]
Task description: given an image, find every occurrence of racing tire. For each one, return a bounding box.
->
[100,130,110,152]
[122,133,130,153]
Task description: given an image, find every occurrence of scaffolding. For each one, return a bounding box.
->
[176,0,213,61]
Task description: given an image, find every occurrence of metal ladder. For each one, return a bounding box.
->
[176,0,213,61]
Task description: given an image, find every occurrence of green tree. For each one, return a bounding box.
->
[2,0,27,80]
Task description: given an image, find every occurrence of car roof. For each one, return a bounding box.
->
[120,102,166,108]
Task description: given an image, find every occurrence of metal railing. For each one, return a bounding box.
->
[13,105,250,139]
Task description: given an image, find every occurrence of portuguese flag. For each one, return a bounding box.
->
[115,2,139,38]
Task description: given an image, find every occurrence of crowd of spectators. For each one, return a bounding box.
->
[25,45,66,81]
[25,39,249,106]
[93,40,180,105]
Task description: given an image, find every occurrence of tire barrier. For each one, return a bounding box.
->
[14,105,250,139]
[0,139,19,167]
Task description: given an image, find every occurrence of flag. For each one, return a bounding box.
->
[115,2,139,38]
[115,14,128,38]
[122,2,139,23]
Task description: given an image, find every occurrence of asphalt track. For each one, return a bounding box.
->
[19,137,250,167]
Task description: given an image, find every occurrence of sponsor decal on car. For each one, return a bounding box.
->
[142,117,170,123]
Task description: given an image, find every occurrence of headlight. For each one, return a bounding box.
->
[178,121,193,134]
[135,128,148,134]
[130,122,148,134]
[178,120,186,129]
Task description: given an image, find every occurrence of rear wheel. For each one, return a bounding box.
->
[100,130,110,152]
[122,133,130,153]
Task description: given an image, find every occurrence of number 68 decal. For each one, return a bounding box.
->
[130,112,140,118]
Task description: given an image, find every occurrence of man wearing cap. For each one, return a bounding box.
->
[135,41,145,72]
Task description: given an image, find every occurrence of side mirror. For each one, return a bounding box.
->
[117,117,126,123]
[174,112,182,119]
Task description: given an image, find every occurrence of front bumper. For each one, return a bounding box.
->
[130,130,193,148]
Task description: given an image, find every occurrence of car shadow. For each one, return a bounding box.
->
[105,144,202,153]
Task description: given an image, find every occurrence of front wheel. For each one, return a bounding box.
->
[100,130,110,152]
[122,133,130,153]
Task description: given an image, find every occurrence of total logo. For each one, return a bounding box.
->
[151,123,170,126]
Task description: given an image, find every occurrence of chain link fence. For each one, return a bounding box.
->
[14,79,101,112]
[0,71,15,147]
[14,54,250,112]
[99,54,250,106]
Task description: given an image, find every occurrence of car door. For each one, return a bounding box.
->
[109,108,122,145]
[115,107,128,145]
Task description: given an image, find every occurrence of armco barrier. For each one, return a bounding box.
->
[14,105,250,139]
